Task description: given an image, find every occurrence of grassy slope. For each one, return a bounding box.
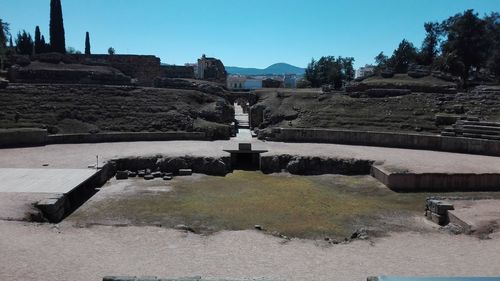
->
[251,87,500,134]
[0,84,233,134]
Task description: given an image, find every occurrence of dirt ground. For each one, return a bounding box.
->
[1,220,500,281]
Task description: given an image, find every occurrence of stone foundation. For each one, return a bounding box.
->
[260,155,373,175]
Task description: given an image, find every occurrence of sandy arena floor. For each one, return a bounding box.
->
[1,220,500,281]
[1,140,500,174]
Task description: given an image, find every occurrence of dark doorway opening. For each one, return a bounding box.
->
[231,152,261,170]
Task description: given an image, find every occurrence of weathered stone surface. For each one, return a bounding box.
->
[151,171,163,178]
[115,156,231,177]
[153,78,228,98]
[261,154,372,175]
[178,169,193,176]
[143,174,154,180]
[115,170,129,180]
[353,88,412,98]
[0,78,9,89]
[8,62,132,85]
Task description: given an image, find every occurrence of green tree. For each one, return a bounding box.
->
[340,57,355,82]
[41,35,49,52]
[9,36,13,48]
[441,9,490,83]
[388,39,418,73]
[50,0,66,53]
[304,58,319,86]
[484,12,500,80]
[85,32,91,55]
[0,19,10,69]
[374,51,389,73]
[15,30,34,55]
[419,22,441,65]
[304,56,354,89]
[34,26,43,54]
[108,47,115,55]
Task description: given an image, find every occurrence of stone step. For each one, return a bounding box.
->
[463,125,500,132]
[441,131,456,137]
[461,133,500,140]
[457,121,500,127]
[461,128,500,136]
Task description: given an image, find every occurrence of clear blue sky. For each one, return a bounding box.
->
[2,0,499,68]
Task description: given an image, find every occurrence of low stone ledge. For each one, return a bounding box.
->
[103,277,279,281]
[371,165,500,192]
[260,154,373,175]
[47,131,208,144]
[263,127,500,157]
[36,194,69,222]
[0,128,48,148]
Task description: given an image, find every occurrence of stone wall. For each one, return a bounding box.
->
[161,65,195,79]
[264,127,500,157]
[37,162,116,222]
[47,131,207,144]
[112,155,231,176]
[371,165,500,192]
[260,154,373,175]
[70,54,161,86]
[0,130,210,148]
[0,128,48,148]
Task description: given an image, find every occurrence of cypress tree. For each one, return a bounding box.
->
[85,32,91,55]
[41,35,47,53]
[9,36,13,48]
[50,0,66,53]
[34,26,42,54]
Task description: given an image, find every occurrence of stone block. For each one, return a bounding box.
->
[115,170,129,180]
[152,171,163,178]
[128,171,137,177]
[144,174,154,180]
[102,277,137,281]
[239,143,252,151]
[426,199,454,215]
[163,175,173,181]
[178,169,192,176]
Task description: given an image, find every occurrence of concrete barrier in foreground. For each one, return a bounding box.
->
[265,127,500,157]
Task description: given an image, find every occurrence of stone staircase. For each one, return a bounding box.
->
[442,118,500,141]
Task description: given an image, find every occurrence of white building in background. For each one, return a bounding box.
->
[243,78,263,90]
[227,75,263,90]
[355,64,375,78]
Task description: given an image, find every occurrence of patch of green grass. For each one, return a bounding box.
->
[72,171,446,239]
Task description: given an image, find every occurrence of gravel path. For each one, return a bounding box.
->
[1,221,499,281]
[1,140,500,173]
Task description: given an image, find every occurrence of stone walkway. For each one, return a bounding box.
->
[1,140,500,174]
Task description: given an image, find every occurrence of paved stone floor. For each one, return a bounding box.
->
[0,168,96,193]
[1,140,500,174]
[0,168,97,221]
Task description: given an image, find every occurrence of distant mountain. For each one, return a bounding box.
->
[226,63,305,76]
